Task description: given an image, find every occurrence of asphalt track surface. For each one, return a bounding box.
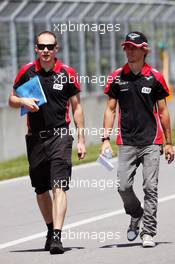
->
[0,156,175,264]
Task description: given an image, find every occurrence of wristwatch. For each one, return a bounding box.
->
[165,142,172,145]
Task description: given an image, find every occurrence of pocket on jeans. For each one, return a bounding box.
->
[148,146,160,166]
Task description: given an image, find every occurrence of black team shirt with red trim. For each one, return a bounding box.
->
[13,58,80,132]
[104,63,169,146]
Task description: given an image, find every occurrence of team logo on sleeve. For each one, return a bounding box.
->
[141,87,152,94]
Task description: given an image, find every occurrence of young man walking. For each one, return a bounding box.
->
[9,31,86,254]
[101,31,174,247]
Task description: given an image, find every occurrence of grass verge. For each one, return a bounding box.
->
[1,129,175,181]
[0,141,117,181]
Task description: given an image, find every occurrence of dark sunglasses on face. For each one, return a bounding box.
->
[37,44,56,50]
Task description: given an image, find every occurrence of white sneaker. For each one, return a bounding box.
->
[142,234,155,248]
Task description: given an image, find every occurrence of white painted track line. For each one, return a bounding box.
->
[0,193,175,250]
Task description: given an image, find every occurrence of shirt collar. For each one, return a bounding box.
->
[122,63,151,76]
[34,58,62,73]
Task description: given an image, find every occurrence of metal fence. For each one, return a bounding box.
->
[1,0,175,104]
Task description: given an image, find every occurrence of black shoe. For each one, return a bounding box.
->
[50,238,64,254]
[127,208,143,241]
[44,230,53,251]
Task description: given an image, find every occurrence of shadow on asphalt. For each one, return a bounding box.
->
[10,246,84,253]
[100,242,173,248]
[9,242,172,253]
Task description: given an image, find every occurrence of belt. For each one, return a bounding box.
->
[28,127,69,139]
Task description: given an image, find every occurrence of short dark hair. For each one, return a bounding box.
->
[35,31,58,45]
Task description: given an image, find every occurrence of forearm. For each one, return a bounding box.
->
[159,109,172,144]
[9,95,23,108]
[100,99,116,154]
[73,104,85,143]
[103,107,116,138]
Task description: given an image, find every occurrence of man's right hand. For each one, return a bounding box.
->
[100,140,113,156]
[165,144,174,164]
[20,98,39,112]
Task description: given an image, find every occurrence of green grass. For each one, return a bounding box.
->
[0,141,117,181]
[0,128,175,182]
[171,129,175,145]
[0,155,28,181]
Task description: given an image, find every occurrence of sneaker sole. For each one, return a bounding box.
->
[50,247,64,254]
[142,242,155,248]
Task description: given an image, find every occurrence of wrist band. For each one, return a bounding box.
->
[101,136,110,142]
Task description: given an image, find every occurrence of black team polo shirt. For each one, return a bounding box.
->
[104,63,169,146]
[13,58,80,132]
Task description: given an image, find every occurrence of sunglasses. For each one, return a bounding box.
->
[37,44,56,50]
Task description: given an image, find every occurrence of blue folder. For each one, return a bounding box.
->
[15,76,47,116]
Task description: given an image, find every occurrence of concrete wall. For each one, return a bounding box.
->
[0,96,175,161]
[0,107,27,160]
